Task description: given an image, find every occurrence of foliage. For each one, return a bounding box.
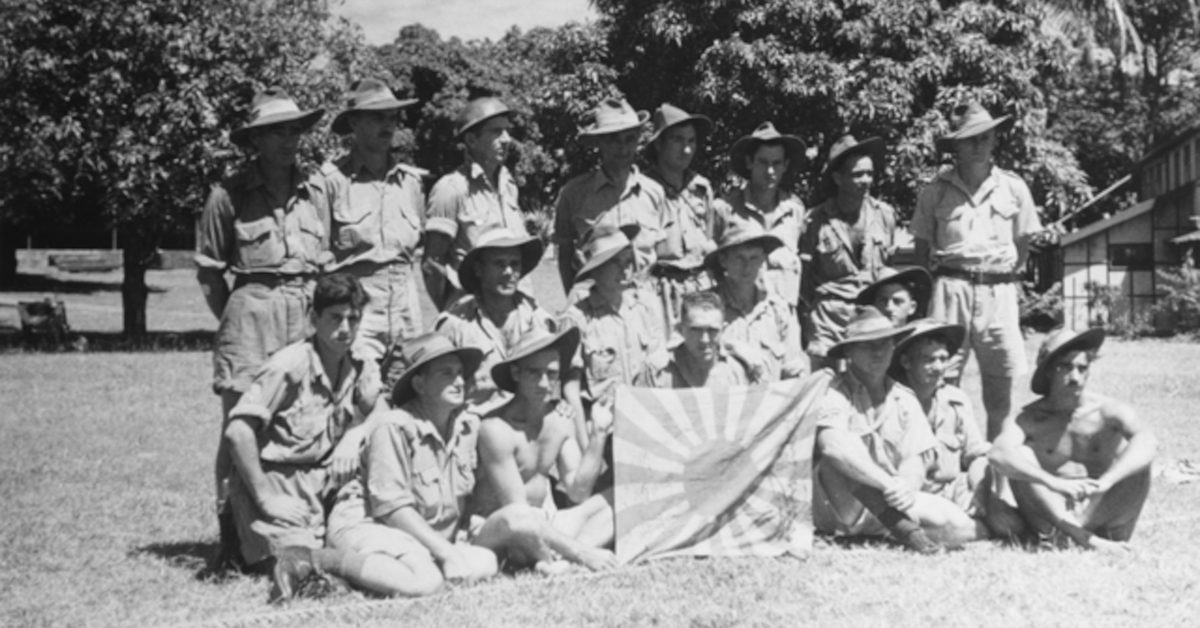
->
[593,0,1092,219]
[1153,255,1200,335]
[0,0,382,333]
[1019,280,1064,332]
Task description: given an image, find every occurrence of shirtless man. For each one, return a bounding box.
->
[475,327,617,572]
[989,328,1157,551]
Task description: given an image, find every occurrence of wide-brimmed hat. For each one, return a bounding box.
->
[729,122,806,178]
[457,228,544,295]
[230,88,324,148]
[573,223,641,285]
[935,102,1012,153]
[490,327,581,393]
[827,306,912,360]
[331,78,419,135]
[389,332,483,405]
[579,98,649,138]
[888,318,966,384]
[455,96,513,137]
[825,134,885,175]
[646,103,712,146]
[855,266,933,316]
[1030,327,1105,395]
[703,220,784,273]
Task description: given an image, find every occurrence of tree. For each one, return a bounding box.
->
[0,0,382,334]
[593,0,1092,220]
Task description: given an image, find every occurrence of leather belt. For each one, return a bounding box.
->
[935,267,1018,285]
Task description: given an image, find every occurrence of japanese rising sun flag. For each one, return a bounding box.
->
[612,371,832,564]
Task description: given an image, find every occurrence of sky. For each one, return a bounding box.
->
[336,0,597,44]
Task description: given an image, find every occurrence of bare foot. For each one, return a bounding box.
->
[535,559,574,576]
[575,547,619,572]
[1087,536,1133,554]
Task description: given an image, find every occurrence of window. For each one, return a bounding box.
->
[1110,243,1154,270]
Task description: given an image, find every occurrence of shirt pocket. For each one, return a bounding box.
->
[335,210,373,253]
[282,395,328,444]
[285,205,326,263]
[235,216,285,268]
[412,465,444,516]
[454,447,477,497]
[988,198,1019,243]
[585,340,621,388]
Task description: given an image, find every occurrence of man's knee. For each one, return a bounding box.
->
[366,552,444,597]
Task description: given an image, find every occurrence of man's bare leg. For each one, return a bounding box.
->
[214,390,241,570]
[474,503,616,572]
[816,463,941,553]
[273,546,450,600]
[1078,469,1151,542]
[980,372,1013,440]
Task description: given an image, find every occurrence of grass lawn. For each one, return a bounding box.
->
[2,253,1199,626]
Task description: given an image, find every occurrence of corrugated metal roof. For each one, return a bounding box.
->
[1060,198,1156,247]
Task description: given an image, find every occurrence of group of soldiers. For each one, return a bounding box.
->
[197,80,1158,601]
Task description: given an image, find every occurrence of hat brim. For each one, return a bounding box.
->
[391,345,484,406]
[490,327,581,393]
[458,236,545,295]
[855,267,933,315]
[888,322,966,385]
[646,114,713,146]
[230,109,325,148]
[579,111,650,138]
[573,225,640,285]
[331,98,420,135]
[704,233,785,274]
[827,324,911,360]
[1031,328,1105,395]
[729,135,806,178]
[935,116,1012,153]
[457,109,515,138]
[826,136,885,175]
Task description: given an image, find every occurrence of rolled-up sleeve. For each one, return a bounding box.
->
[364,417,416,519]
[230,358,295,430]
[425,175,461,239]
[195,184,234,271]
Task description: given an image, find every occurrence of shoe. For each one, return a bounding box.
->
[270,546,316,602]
[897,528,942,555]
[296,571,350,599]
[211,511,246,573]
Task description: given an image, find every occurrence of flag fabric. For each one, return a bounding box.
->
[612,370,832,564]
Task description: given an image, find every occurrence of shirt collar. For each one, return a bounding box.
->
[591,164,643,195]
[401,401,473,448]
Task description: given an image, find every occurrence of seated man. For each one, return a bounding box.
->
[322,332,549,597]
[813,307,982,552]
[989,328,1156,551]
[854,266,932,327]
[435,227,555,409]
[891,318,1023,537]
[634,291,755,388]
[223,273,384,599]
[474,327,618,572]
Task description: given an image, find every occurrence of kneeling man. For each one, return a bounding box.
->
[474,327,618,571]
[989,328,1156,551]
[813,307,982,552]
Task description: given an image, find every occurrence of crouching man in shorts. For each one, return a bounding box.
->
[321,332,552,597]
[474,327,618,572]
[224,273,386,600]
[989,328,1157,551]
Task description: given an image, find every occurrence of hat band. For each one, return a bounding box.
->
[253,99,303,119]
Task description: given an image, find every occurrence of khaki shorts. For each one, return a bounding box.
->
[213,278,311,394]
[811,460,887,537]
[929,277,1026,379]
[229,462,329,565]
[326,493,433,562]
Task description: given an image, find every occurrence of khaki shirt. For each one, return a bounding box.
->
[714,283,801,382]
[799,196,898,303]
[553,165,668,276]
[924,384,989,485]
[645,167,720,263]
[717,187,806,307]
[634,346,752,389]
[195,163,328,275]
[815,371,936,476]
[911,167,1040,273]
[315,153,426,271]
[435,291,554,405]
[360,403,479,541]
[560,288,665,403]
[426,159,524,270]
[231,338,380,465]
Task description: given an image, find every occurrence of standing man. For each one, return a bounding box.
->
[719,122,808,312]
[316,78,427,365]
[800,134,901,365]
[553,98,668,301]
[424,96,525,310]
[989,328,1156,552]
[634,291,755,388]
[196,88,328,569]
[912,103,1042,437]
[643,103,720,322]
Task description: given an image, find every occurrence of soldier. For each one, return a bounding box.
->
[634,291,755,388]
[718,122,808,311]
[854,266,932,328]
[195,88,329,568]
[643,103,720,324]
[800,134,901,365]
[424,96,525,310]
[315,78,427,365]
[911,103,1042,437]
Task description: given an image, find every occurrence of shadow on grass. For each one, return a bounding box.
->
[2,272,166,294]
[134,540,269,583]
[0,329,213,352]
